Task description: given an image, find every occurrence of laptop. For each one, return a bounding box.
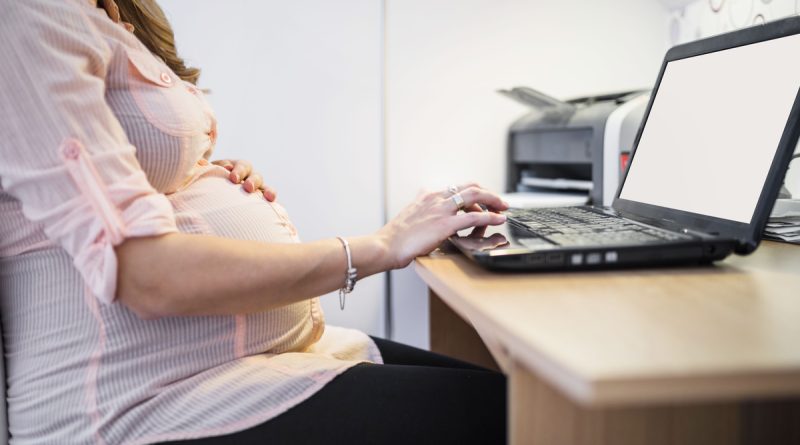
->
[450,16,800,271]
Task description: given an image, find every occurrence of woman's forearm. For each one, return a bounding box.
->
[115,233,392,318]
[116,184,508,319]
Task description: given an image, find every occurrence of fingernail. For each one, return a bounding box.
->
[231,173,240,183]
[197,159,208,166]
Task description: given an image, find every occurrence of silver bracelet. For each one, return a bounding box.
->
[336,237,357,310]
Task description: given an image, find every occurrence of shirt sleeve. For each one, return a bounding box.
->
[0,1,178,304]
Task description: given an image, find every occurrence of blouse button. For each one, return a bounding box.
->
[61,141,80,160]
[160,72,172,84]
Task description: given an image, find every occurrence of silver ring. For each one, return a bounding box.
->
[451,192,465,211]
[447,185,459,196]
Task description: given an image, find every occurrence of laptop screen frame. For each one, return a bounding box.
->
[612,16,800,254]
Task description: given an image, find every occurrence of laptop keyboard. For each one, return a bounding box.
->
[506,207,691,246]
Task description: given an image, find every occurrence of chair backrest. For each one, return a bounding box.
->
[1,321,8,445]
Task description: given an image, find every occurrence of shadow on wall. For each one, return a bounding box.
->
[668,0,800,45]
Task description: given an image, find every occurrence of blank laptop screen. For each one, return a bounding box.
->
[619,33,800,223]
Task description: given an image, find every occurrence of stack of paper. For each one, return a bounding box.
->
[501,191,589,209]
[764,218,800,243]
[519,176,593,192]
[764,199,800,244]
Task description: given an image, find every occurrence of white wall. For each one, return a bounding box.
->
[160,0,387,336]
[385,0,673,348]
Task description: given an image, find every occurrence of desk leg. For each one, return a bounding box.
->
[428,289,500,372]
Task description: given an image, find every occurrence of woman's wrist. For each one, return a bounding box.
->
[347,234,395,276]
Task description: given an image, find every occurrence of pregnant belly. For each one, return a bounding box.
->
[167,167,322,355]
[169,167,299,243]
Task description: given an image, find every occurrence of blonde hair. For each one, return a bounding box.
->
[113,0,201,85]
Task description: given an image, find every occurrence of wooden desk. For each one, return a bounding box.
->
[415,241,800,445]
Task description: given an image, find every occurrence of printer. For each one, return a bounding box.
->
[502,87,651,206]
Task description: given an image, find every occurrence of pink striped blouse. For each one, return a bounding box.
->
[0,1,381,444]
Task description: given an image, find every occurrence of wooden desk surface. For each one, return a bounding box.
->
[415,241,800,407]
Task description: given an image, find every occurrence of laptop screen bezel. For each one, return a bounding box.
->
[612,16,800,254]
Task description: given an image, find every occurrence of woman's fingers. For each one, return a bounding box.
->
[454,187,509,212]
[468,224,488,239]
[465,203,484,213]
[440,182,481,198]
[102,0,122,23]
[211,159,276,199]
[456,182,482,193]
[262,186,277,202]
[243,173,263,193]
[440,183,508,212]
[229,160,253,184]
[211,159,234,171]
[99,1,134,32]
[449,211,507,232]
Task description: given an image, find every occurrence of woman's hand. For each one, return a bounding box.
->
[98,0,135,33]
[212,159,277,202]
[376,183,509,269]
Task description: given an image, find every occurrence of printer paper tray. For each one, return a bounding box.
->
[520,176,594,191]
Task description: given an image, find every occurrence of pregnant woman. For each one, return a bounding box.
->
[0,0,508,444]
